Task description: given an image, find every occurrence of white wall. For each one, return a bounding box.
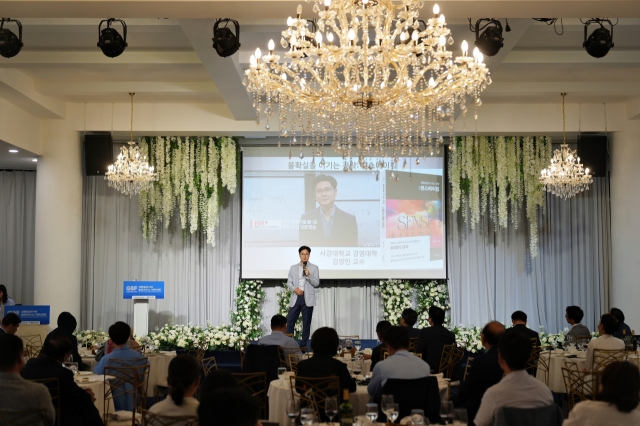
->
[610,118,640,330]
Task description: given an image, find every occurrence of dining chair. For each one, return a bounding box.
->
[592,349,626,371]
[438,344,455,376]
[20,334,43,349]
[25,344,44,361]
[186,347,207,364]
[233,372,268,419]
[201,355,218,376]
[463,357,474,382]
[561,364,600,412]
[0,408,47,425]
[276,346,290,370]
[408,337,419,352]
[527,346,552,383]
[288,353,303,374]
[445,344,465,379]
[375,376,442,424]
[28,377,61,426]
[290,375,340,422]
[494,405,563,426]
[141,409,198,426]
[103,363,151,426]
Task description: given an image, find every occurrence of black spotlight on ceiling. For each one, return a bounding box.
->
[97,18,128,58]
[583,18,616,58]
[0,18,24,59]
[469,18,505,57]
[212,19,241,58]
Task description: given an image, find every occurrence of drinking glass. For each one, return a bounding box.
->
[325,397,338,425]
[346,339,353,350]
[388,404,399,423]
[69,362,79,376]
[300,408,314,426]
[381,394,394,420]
[440,401,454,424]
[453,408,468,426]
[365,403,378,422]
[286,397,300,426]
[355,340,362,351]
[353,358,363,376]
[337,344,343,356]
[410,409,425,425]
[277,367,287,385]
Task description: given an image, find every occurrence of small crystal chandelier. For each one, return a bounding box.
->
[244,1,491,171]
[105,93,156,196]
[540,93,593,199]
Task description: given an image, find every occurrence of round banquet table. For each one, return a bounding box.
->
[536,351,587,393]
[74,374,115,416]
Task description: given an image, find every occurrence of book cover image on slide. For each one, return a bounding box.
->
[385,170,443,261]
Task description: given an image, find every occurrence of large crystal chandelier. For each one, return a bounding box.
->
[244,0,491,170]
[540,93,593,199]
[105,93,156,196]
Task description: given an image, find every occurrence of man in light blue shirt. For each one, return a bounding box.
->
[258,314,300,349]
[368,326,431,396]
[94,321,146,374]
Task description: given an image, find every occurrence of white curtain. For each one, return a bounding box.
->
[0,171,37,305]
[448,178,611,334]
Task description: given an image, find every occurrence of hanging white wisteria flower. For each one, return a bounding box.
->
[448,136,552,257]
[138,136,238,247]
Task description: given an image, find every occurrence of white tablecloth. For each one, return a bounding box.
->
[537,352,587,393]
[74,374,115,416]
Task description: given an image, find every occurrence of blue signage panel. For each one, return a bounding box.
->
[5,305,51,325]
[123,281,165,299]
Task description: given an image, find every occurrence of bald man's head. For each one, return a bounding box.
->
[482,321,506,348]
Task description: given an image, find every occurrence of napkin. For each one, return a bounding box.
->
[363,348,373,355]
[108,411,142,421]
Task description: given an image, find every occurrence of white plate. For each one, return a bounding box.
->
[76,378,98,384]
[78,371,93,376]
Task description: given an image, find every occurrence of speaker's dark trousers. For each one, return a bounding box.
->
[287,294,313,348]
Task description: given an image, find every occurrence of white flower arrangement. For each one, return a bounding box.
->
[448,136,551,257]
[138,136,238,247]
[277,284,302,339]
[452,325,485,353]
[73,329,109,348]
[231,280,266,340]
[146,323,248,351]
[375,280,414,326]
[416,280,451,328]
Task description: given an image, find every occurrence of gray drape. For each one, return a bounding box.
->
[0,171,36,305]
[448,178,611,333]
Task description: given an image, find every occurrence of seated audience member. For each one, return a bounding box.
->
[367,320,391,369]
[368,326,431,397]
[200,369,240,399]
[0,284,16,306]
[400,308,421,338]
[473,329,553,426]
[149,355,200,421]
[452,321,505,426]
[105,325,141,355]
[416,306,455,372]
[511,310,541,347]
[0,312,21,335]
[199,388,262,426]
[565,306,590,337]
[94,321,147,374]
[296,327,356,397]
[610,308,632,339]
[563,361,640,426]
[586,313,625,371]
[22,335,103,426]
[0,334,56,426]
[44,312,89,370]
[257,314,299,349]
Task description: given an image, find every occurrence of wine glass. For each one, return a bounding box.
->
[68,362,79,376]
[440,401,454,424]
[381,395,394,421]
[365,403,378,422]
[286,397,300,426]
[325,397,338,425]
[277,367,287,385]
[453,408,468,426]
[388,403,399,423]
[346,339,353,350]
[300,408,314,426]
[337,344,343,356]
[355,340,362,351]
[410,413,426,425]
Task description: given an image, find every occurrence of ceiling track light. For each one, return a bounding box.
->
[97,18,128,58]
[469,18,507,57]
[0,18,24,58]
[583,18,616,59]
[212,18,241,58]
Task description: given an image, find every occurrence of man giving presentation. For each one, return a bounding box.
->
[286,246,320,347]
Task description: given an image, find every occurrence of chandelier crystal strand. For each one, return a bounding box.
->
[105,93,157,197]
[244,1,490,169]
[540,93,593,199]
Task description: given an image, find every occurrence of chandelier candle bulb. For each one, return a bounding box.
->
[438,14,446,25]
[433,3,440,15]
[461,40,468,55]
[268,39,275,53]
[297,4,302,18]
[255,48,262,60]
[315,32,323,45]
[327,32,334,44]
[287,16,294,26]
[324,0,331,10]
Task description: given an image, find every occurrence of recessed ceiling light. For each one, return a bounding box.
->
[8,149,18,153]
[32,158,38,162]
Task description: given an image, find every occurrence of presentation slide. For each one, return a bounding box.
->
[241,147,446,279]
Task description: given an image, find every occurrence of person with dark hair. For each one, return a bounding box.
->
[564,361,640,425]
[93,321,147,374]
[296,327,356,398]
[258,314,299,349]
[610,308,632,339]
[417,306,455,372]
[200,369,240,399]
[367,326,431,396]
[0,334,56,425]
[473,329,553,426]
[400,308,421,337]
[299,173,358,247]
[0,284,16,306]
[198,388,263,426]
[0,312,21,334]
[452,321,505,426]
[44,312,89,371]
[586,313,625,371]
[368,320,392,369]
[511,310,541,347]
[286,246,320,348]
[149,355,200,420]
[566,306,590,337]
[23,335,104,426]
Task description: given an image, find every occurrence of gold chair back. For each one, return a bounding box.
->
[0,409,47,425]
[592,349,626,371]
[141,409,198,426]
[408,337,419,352]
[28,377,60,426]
[290,375,340,421]
[103,363,151,426]
[201,355,218,377]
[25,344,44,361]
[527,347,552,386]
[233,372,268,419]
[186,348,207,364]
[438,344,455,376]
[561,365,601,412]
[277,346,290,369]
[463,357,474,382]
[20,334,43,348]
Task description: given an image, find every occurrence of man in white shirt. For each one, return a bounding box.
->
[474,329,553,426]
[586,313,625,371]
[367,326,431,397]
[258,314,300,349]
